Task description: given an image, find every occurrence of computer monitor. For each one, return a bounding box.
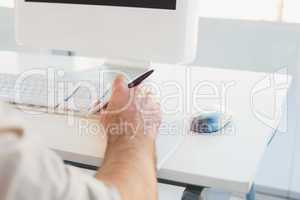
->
[16,0,199,66]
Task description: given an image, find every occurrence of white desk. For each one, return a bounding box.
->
[290,131,300,199]
[0,51,291,199]
[254,131,294,197]
[156,66,290,195]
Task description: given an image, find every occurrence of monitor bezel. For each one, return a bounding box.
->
[24,0,177,10]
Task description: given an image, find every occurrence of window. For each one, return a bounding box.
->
[198,0,300,23]
[0,0,14,8]
[198,0,280,21]
[282,0,300,23]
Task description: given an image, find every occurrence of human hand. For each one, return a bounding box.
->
[95,74,161,144]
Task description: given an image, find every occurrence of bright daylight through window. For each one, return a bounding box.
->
[197,0,300,23]
[0,0,14,8]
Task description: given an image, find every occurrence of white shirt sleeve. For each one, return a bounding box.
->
[0,134,120,200]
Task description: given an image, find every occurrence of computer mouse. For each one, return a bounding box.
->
[190,111,232,134]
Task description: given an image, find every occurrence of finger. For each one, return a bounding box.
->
[90,99,100,108]
[99,112,106,126]
[143,89,152,105]
[133,85,141,96]
[110,74,130,108]
[113,74,124,84]
[88,102,103,115]
[112,74,128,95]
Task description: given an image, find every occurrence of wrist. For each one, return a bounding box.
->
[108,135,155,155]
[104,135,155,166]
[107,128,156,149]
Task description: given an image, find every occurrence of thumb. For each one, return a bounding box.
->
[112,74,126,89]
[109,74,130,107]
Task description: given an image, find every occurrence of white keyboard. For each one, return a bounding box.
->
[0,73,49,106]
[0,73,99,112]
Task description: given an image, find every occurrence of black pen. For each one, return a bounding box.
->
[89,69,154,114]
[128,69,154,88]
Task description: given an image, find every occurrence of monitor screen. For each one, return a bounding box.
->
[25,0,177,10]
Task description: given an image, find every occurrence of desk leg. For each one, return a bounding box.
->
[181,185,205,200]
[246,185,256,200]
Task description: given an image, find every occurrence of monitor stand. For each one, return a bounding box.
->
[102,58,151,80]
[68,58,151,84]
[104,59,151,70]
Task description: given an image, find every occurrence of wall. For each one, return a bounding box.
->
[0,7,15,51]
[0,7,43,52]
[193,18,300,73]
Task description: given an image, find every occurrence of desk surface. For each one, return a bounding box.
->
[291,131,300,199]
[0,51,291,195]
